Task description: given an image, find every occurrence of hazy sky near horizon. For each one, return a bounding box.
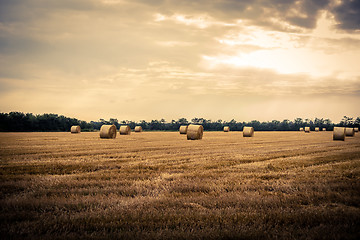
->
[1,0,360,122]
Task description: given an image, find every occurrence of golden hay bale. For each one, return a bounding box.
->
[304,127,310,133]
[333,127,345,141]
[179,125,188,134]
[243,126,254,137]
[315,127,319,132]
[345,127,355,137]
[354,128,359,132]
[120,125,131,135]
[100,125,117,139]
[187,124,203,140]
[70,125,81,133]
[299,127,304,131]
[134,126,143,132]
[322,128,326,131]
[224,126,230,132]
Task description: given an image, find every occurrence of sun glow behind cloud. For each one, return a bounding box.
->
[202,11,360,78]
[154,13,236,28]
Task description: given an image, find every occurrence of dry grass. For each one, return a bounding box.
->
[0,131,359,239]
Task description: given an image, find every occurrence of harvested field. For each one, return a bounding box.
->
[0,131,359,239]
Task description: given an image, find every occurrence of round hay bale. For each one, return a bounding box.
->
[345,127,355,137]
[315,127,319,132]
[179,125,188,134]
[70,125,81,133]
[100,125,117,139]
[333,127,345,141]
[134,126,142,132]
[299,127,304,131]
[120,125,131,135]
[322,128,326,131]
[243,126,254,137]
[354,127,359,132]
[187,124,203,140]
[304,127,310,133]
[224,126,230,132]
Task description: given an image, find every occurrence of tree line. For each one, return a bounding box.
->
[0,112,359,132]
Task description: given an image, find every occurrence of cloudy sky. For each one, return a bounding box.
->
[0,0,359,122]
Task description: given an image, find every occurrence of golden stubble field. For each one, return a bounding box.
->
[0,131,359,239]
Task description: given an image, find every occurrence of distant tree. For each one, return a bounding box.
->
[0,112,357,132]
[178,118,188,125]
[323,119,332,130]
[279,119,290,131]
[191,118,204,124]
[149,120,161,130]
[340,116,354,126]
[355,117,360,126]
[107,118,119,128]
[248,120,261,130]
[100,119,109,124]
[138,120,148,130]
[227,119,240,131]
[324,119,332,125]
[292,118,303,130]
[269,120,280,131]
[90,121,102,130]
[128,121,136,129]
[109,118,118,124]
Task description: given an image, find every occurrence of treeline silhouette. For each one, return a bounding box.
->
[1,112,359,132]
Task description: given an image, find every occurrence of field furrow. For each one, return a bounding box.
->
[0,131,359,239]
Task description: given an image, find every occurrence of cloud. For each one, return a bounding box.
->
[1,0,359,32]
[332,0,360,30]
[0,0,359,121]
[141,0,360,31]
[1,59,359,121]
[133,0,333,31]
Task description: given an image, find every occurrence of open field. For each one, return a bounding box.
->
[1,131,360,239]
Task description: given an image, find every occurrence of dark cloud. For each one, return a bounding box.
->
[1,0,359,31]
[217,0,330,29]
[284,0,330,28]
[0,0,98,24]
[133,0,331,30]
[0,34,47,55]
[332,0,360,30]
[139,0,359,31]
[5,0,358,32]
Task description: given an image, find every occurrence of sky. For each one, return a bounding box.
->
[0,0,359,123]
